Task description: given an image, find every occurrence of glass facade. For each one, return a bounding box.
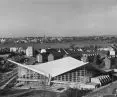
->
[53,67,92,83]
[17,66,49,88]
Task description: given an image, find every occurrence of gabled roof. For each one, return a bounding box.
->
[8,57,88,77]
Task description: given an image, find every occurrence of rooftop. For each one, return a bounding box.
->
[8,57,88,77]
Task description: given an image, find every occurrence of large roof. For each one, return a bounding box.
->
[8,57,88,77]
[8,59,49,77]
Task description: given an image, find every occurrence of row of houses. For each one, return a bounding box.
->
[0,46,117,70]
[9,46,116,72]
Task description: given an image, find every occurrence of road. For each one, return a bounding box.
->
[0,75,17,89]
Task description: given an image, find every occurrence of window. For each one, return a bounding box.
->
[66,75,68,81]
[23,75,25,78]
[62,75,64,81]
[58,76,61,80]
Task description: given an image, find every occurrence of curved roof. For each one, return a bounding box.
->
[30,57,88,77]
[8,57,88,77]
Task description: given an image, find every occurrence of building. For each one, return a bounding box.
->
[40,49,46,53]
[36,48,65,63]
[26,46,33,57]
[8,57,108,89]
[0,38,6,44]
[110,50,115,56]
[36,54,43,63]
[98,46,116,57]
[18,47,26,54]
[91,75,111,86]
[48,54,54,61]
[10,47,18,52]
[81,54,88,62]
[103,57,111,70]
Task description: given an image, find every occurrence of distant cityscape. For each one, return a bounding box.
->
[1,35,117,44]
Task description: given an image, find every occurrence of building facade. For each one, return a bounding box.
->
[52,66,93,84]
[16,64,99,89]
[26,46,33,57]
[8,57,107,89]
[17,66,49,88]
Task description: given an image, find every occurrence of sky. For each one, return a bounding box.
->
[0,0,117,37]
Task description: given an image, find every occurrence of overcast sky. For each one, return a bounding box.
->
[0,0,117,37]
